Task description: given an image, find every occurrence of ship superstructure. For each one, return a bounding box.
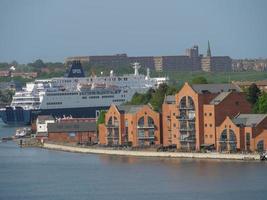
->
[0,61,168,125]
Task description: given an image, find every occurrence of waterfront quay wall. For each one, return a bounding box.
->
[43,143,260,160]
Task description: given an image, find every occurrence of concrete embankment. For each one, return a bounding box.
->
[43,143,261,161]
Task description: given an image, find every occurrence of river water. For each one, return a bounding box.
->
[0,121,267,200]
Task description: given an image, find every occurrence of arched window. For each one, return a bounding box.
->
[220,129,227,152]
[179,96,186,108]
[138,117,144,127]
[107,117,112,125]
[257,140,264,152]
[113,116,118,126]
[148,116,154,127]
[220,129,227,141]
[188,96,195,109]
[229,129,237,152]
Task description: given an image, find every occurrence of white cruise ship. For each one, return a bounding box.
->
[0,61,168,125]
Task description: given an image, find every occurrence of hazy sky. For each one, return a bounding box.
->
[0,0,267,63]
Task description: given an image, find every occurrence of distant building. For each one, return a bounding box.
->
[65,44,231,72]
[201,41,232,72]
[232,59,267,72]
[233,80,267,92]
[0,71,11,77]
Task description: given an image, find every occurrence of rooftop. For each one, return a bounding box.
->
[192,83,241,94]
[210,92,231,105]
[164,95,176,104]
[48,121,97,133]
[233,114,267,127]
[117,105,145,114]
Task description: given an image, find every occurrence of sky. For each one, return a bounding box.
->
[0,0,267,63]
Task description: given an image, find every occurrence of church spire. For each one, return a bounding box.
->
[207,40,211,57]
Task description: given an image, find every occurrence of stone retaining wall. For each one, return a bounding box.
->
[43,143,260,160]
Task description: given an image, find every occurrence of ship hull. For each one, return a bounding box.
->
[0,106,110,125]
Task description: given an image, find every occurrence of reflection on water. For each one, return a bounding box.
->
[1,122,267,200]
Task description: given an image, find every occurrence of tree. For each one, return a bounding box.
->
[247,83,261,105]
[191,76,208,84]
[29,59,45,68]
[97,110,106,127]
[254,92,267,114]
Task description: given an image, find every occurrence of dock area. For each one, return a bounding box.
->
[43,143,261,161]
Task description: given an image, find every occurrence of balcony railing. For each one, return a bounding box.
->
[179,127,195,132]
[178,105,195,110]
[177,116,196,121]
[137,125,155,129]
[107,135,119,139]
[106,123,119,128]
[138,135,155,139]
[180,135,196,142]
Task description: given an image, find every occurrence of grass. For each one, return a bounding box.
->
[151,71,267,87]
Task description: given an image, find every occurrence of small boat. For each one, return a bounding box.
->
[15,128,31,138]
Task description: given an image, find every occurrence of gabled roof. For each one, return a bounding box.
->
[191,83,241,94]
[164,95,175,104]
[48,121,96,133]
[210,92,231,105]
[233,114,267,127]
[116,105,145,114]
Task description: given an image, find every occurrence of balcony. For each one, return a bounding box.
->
[137,125,155,129]
[180,135,196,142]
[179,127,195,132]
[138,135,155,140]
[177,116,196,121]
[106,122,119,128]
[107,134,119,139]
[178,105,195,110]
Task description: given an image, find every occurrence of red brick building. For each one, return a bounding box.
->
[216,114,267,152]
[47,121,97,144]
[99,104,161,147]
[162,82,252,151]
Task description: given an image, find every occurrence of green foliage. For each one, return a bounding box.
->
[29,59,45,68]
[191,76,208,84]
[128,83,177,112]
[0,89,15,105]
[254,92,267,114]
[97,110,107,127]
[246,83,261,105]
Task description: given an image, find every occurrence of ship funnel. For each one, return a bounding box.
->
[132,62,141,76]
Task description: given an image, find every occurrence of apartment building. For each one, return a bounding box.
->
[99,104,161,147]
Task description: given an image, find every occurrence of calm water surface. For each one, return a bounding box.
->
[0,121,267,200]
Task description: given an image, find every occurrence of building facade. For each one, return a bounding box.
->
[216,114,267,152]
[65,44,231,72]
[47,120,97,144]
[99,104,161,147]
[162,82,252,151]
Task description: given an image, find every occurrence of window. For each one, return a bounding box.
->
[257,140,264,152]
[210,135,213,138]
[69,132,76,137]
[204,113,207,116]
[209,124,212,127]
[205,123,207,127]
[209,113,212,116]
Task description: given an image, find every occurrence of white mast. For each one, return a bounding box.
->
[132,62,141,76]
